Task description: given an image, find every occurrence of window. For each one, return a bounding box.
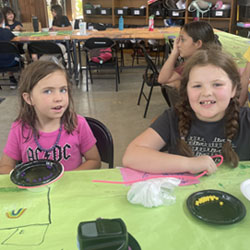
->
[71,0,83,19]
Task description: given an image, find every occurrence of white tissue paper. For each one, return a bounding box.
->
[127,178,181,208]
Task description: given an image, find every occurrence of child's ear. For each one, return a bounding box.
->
[195,40,203,49]
[231,86,237,98]
[22,92,32,105]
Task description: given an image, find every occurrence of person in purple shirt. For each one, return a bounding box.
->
[0,61,101,174]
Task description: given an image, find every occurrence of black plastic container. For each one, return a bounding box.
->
[239,6,250,18]
[168,9,185,17]
[238,0,250,5]
[115,8,131,16]
[150,8,166,17]
[100,8,112,15]
[77,218,141,250]
[84,8,95,15]
[131,8,146,16]
[211,9,230,18]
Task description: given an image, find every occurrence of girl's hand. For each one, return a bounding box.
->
[51,26,59,31]
[172,37,180,56]
[187,155,217,175]
[0,153,16,174]
[14,25,22,31]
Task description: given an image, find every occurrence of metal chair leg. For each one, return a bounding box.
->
[86,66,89,92]
[143,85,154,118]
[137,79,145,105]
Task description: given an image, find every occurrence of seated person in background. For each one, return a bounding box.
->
[239,46,250,107]
[32,4,71,62]
[158,21,221,90]
[123,49,250,175]
[0,61,101,174]
[0,11,19,89]
[50,4,72,31]
[2,6,24,31]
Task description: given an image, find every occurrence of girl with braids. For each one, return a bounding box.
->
[158,21,221,90]
[0,61,100,174]
[123,49,250,175]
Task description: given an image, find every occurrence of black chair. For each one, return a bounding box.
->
[85,117,114,169]
[28,41,67,67]
[137,44,179,118]
[0,41,23,86]
[131,40,145,67]
[137,44,162,118]
[116,40,133,71]
[82,37,120,92]
[161,85,179,108]
[148,40,166,66]
[132,40,166,67]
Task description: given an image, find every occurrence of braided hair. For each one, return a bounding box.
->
[175,49,241,167]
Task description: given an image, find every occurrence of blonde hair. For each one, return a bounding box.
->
[175,49,241,167]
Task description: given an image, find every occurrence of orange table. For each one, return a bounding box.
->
[71,27,180,40]
[11,28,182,83]
[71,27,181,82]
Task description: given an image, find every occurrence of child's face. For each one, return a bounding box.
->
[23,71,69,125]
[187,64,236,122]
[51,10,57,18]
[6,12,14,22]
[177,30,202,59]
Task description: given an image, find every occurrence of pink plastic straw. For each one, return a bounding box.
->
[92,154,224,185]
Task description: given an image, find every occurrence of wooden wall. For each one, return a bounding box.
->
[65,0,72,21]
[18,0,48,27]
[17,0,72,27]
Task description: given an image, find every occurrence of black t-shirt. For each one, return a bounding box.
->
[150,107,250,161]
[0,27,17,67]
[6,20,23,31]
[52,16,71,27]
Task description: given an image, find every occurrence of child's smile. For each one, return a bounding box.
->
[187,64,236,122]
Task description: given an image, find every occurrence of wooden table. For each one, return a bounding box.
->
[11,28,250,84]
[71,27,180,40]
[71,27,181,82]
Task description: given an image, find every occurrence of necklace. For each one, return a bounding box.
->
[33,123,63,153]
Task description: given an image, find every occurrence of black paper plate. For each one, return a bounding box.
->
[186,189,246,225]
[10,159,64,188]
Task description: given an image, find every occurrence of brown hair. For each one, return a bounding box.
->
[175,49,241,167]
[2,6,16,25]
[181,21,221,49]
[16,61,77,139]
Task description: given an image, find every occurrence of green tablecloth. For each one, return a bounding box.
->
[165,30,250,68]
[217,31,250,68]
[16,31,73,37]
[0,163,249,250]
